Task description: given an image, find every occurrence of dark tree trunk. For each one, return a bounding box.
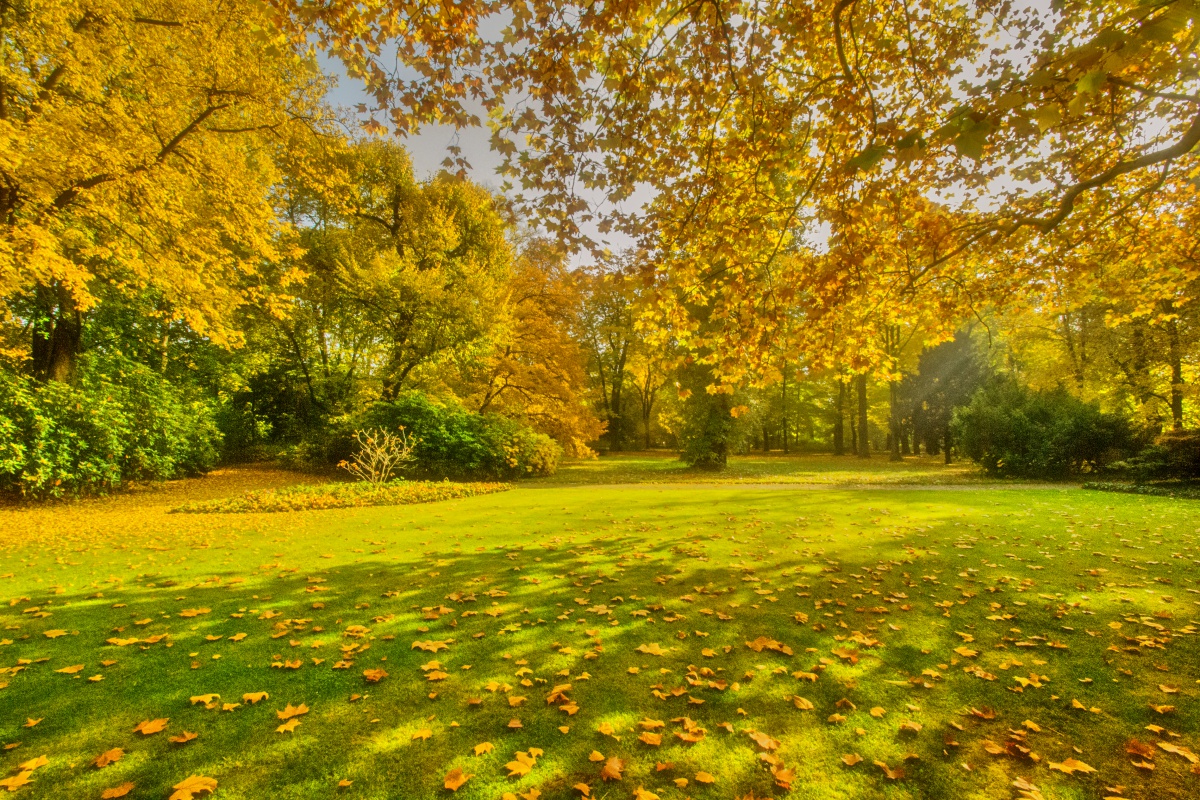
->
[643,402,653,450]
[1167,316,1184,431]
[944,423,953,465]
[781,368,789,454]
[30,284,83,383]
[833,380,846,455]
[856,374,870,458]
[888,378,902,461]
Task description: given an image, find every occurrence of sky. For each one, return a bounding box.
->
[319,54,502,185]
[317,53,639,263]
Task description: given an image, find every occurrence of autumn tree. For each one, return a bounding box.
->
[576,264,639,451]
[2,0,332,381]
[276,1,1200,410]
[452,236,605,456]
[334,140,512,397]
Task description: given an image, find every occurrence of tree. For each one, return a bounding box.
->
[334,141,512,396]
[454,236,605,456]
[2,0,331,381]
[900,331,989,463]
[282,0,1200,408]
[577,265,638,451]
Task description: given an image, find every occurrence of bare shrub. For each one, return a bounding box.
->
[338,427,419,486]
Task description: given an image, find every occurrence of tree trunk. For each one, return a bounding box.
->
[888,378,902,461]
[30,283,82,383]
[944,423,953,465]
[1167,316,1184,431]
[834,380,846,455]
[610,380,624,451]
[856,374,870,458]
[643,402,653,449]
[781,368,789,454]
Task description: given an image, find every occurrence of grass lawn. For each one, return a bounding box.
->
[1,463,1198,799]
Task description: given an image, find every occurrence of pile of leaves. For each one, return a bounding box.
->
[170,479,512,513]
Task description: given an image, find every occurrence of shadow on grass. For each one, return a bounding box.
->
[2,511,1198,800]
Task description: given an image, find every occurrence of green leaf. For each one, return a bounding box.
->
[953,130,987,161]
[1034,104,1062,133]
[846,145,888,172]
[1076,68,1106,95]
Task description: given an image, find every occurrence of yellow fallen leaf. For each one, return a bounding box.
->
[133,718,168,735]
[444,767,473,791]
[101,782,135,799]
[1048,758,1096,775]
[276,703,308,720]
[600,756,624,781]
[0,772,32,792]
[169,775,217,800]
[18,755,47,771]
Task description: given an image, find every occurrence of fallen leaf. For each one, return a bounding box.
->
[1049,758,1096,775]
[600,756,625,781]
[444,767,473,791]
[169,775,217,800]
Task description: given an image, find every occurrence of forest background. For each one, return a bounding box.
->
[1,0,1198,499]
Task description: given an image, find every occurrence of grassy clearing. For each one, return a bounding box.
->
[538,452,988,486]
[0,466,1197,800]
[171,480,512,514]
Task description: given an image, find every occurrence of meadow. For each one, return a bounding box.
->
[0,460,1197,800]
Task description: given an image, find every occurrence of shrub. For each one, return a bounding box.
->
[355,392,561,480]
[0,357,222,498]
[0,371,127,496]
[953,380,1133,479]
[1108,429,1200,482]
[338,427,419,485]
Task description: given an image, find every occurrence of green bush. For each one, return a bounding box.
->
[1108,429,1200,482]
[953,380,1133,479]
[0,357,222,498]
[354,392,561,480]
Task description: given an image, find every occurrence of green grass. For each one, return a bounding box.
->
[0,464,1198,799]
